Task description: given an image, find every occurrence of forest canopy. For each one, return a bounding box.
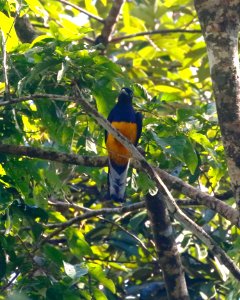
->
[0,0,240,299]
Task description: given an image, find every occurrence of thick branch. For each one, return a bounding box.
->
[146,192,189,300]
[58,0,104,23]
[0,143,238,226]
[99,0,125,45]
[110,29,202,43]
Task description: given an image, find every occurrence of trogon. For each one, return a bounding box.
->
[105,87,142,202]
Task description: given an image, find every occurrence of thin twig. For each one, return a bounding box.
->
[110,29,202,43]
[100,216,154,258]
[1,30,10,100]
[46,201,144,229]
[58,0,104,23]
[0,271,20,292]
[49,199,151,256]
[35,202,143,249]
[0,94,74,107]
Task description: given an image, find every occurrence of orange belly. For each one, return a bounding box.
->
[106,122,137,165]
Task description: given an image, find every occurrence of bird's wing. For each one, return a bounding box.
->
[105,108,114,143]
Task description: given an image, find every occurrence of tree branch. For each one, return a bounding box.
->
[49,199,152,256]
[0,94,73,107]
[58,0,104,23]
[99,0,125,45]
[48,199,144,227]
[0,143,238,225]
[1,30,10,100]
[110,29,202,43]
[146,192,189,299]
[36,201,143,247]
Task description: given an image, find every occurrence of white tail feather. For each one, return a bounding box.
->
[108,159,129,201]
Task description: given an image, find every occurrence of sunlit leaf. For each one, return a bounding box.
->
[92,288,108,300]
[0,12,19,51]
[25,0,48,18]
[88,263,116,293]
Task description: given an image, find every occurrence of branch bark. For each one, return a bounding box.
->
[0,94,73,106]
[194,0,240,207]
[146,192,189,300]
[110,29,202,43]
[0,143,238,226]
[99,0,125,46]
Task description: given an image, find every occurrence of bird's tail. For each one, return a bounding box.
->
[108,158,129,202]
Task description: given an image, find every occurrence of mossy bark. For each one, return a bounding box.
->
[195,0,240,207]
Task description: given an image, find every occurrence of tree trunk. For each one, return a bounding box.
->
[194,0,240,206]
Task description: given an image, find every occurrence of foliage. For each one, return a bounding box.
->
[0,0,238,299]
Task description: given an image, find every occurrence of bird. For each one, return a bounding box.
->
[105,87,142,202]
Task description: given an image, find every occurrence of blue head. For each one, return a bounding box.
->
[118,87,133,103]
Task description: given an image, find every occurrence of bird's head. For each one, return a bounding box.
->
[118,87,133,103]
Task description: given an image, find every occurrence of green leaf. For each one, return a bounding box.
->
[79,291,92,300]
[132,83,152,101]
[129,211,147,231]
[136,172,156,193]
[85,0,99,16]
[93,88,117,117]
[25,205,48,223]
[177,108,195,122]
[152,133,198,174]
[189,131,212,148]
[93,288,108,300]
[183,138,198,174]
[44,245,66,266]
[31,222,44,240]
[88,263,116,293]
[66,228,93,258]
[189,131,216,160]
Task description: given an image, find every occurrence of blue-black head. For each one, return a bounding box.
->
[118,87,133,103]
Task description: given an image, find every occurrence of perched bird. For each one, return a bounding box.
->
[105,87,142,202]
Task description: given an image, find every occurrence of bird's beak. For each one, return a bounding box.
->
[121,89,128,95]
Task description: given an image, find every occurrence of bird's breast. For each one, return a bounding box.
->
[106,122,137,165]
